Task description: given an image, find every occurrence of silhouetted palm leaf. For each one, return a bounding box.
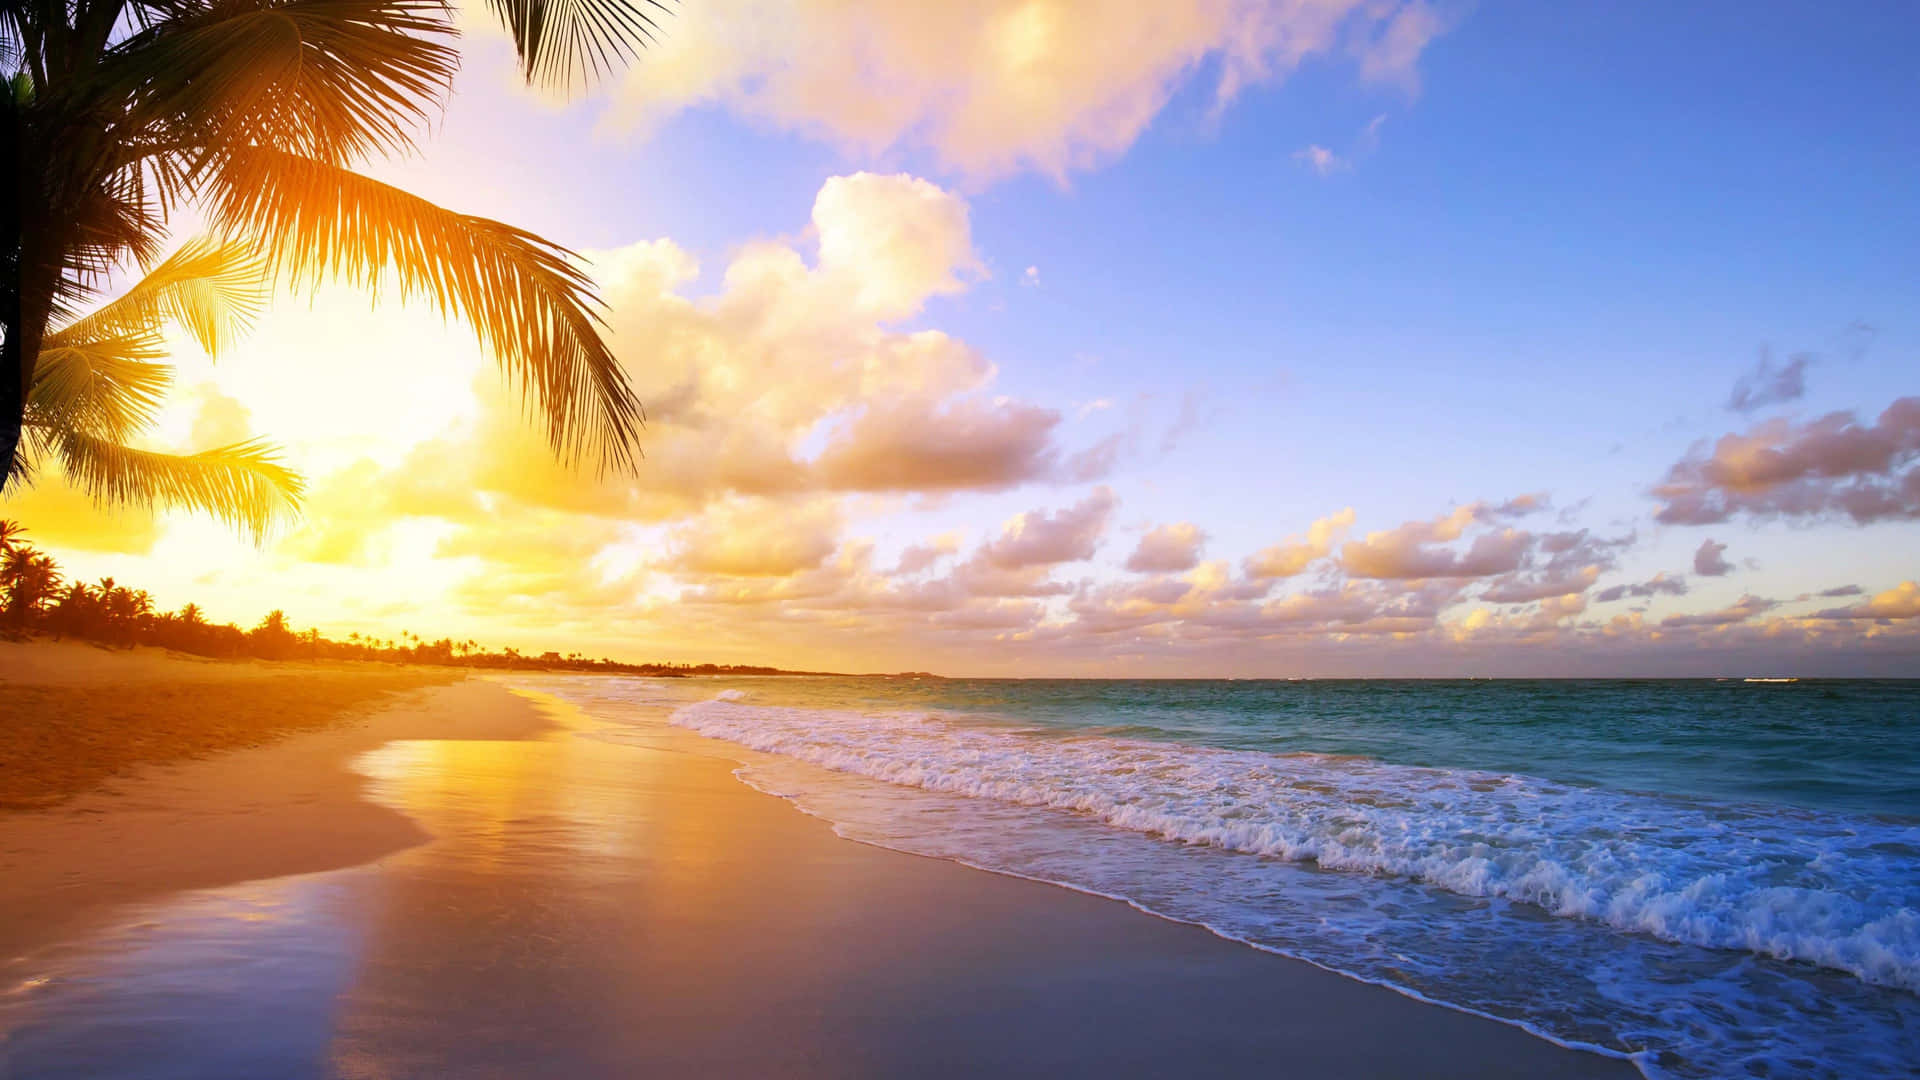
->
[51,431,304,539]
[486,0,671,87]
[46,237,266,358]
[108,0,459,166]
[29,336,173,441]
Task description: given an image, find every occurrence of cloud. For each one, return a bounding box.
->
[187,384,257,447]
[603,1,1453,182]
[1693,538,1733,577]
[1244,508,1355,579]
[1815,581,1920,621]
[894,533,961,575]
[1653,397,1920,525]
[1022,266,1040,287]
[1727,349,1811,413]
[1126,522,1206,573]
[1480,565,1600,604]
[1661,594,1776,628]
[977,487,1116,569]
[1818,584,1863,598]
[1339,503,1532,580]
[1595,572,1688,603]
[668,499,842,577]
[813,172,983,320]
[1292,144,1348,175]
[1360,112,1388,148]
[446,172,1108,514]
[1294,112,1392,176]
[813,396,1066,492]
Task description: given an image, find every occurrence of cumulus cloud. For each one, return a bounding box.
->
[1244,508,1355,579]
[668,499,842,577]
[1480,565,1600,604]
[1693,538,1733,577]
[1126,522,1207,573]
[1654,397,1920,525]
[813,396,1064,492]
[813,172,983,319]
[1661,595,1777,628]
[1726,349,1811,413]
[894,533,961,575]
[603,0,1453,182]
[977,487,1116,569]
[1339,503,1531,580]
[1815,581,1920,620]
[1595,572,1688,603]
[506,172,1107,511]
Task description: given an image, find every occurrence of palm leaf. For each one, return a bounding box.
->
[29,335,175,441]
[46,236,266,357]
[206,147,643,470]
[485,0,672,88]
[49,430,304,539]
[104,0,458,167]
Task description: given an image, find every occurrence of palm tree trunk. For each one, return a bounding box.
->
[1,93,22,490]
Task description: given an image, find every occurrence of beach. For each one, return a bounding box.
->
[0,647,1632,1078]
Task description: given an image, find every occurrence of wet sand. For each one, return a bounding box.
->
[0,667,1638,1078]
[0,641,463,811]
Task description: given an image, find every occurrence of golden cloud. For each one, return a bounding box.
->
[605,0,1452,181]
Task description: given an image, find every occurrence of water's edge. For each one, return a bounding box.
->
[719,758,1654,1077]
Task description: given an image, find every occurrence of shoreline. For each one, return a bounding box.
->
[731,766,1649,1074]
[3,653,1635,1077]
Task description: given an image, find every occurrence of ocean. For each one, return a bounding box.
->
[539,675,1920,1080]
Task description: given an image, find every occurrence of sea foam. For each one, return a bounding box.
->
[668,694,1920,994]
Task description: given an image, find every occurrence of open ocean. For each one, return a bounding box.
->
[534,675,1920,1080]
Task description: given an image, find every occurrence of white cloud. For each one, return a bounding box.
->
[603,0,1453,182]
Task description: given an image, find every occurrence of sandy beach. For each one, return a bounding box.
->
[1,648,1635,1078]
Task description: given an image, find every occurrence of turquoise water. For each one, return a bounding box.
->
[558,675,1920,1079]
[694,678,1920,817]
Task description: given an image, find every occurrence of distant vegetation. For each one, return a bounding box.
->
[0,520,850,677]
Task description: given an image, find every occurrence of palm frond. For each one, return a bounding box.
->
[46,236,266,356]
[49,430,304,540]
[29,335,174,441]
[105,0,457,166]
[207,148,643,471]
[485,0,671,88]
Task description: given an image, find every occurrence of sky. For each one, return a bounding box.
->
[12,0,1920,675]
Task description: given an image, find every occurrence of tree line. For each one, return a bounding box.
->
[0,520,819,677]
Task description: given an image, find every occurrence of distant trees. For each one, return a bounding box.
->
[0,519,758,677]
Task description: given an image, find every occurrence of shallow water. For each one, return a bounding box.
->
[545,674,1920,1079]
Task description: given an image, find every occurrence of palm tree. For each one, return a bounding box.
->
[0,518,23,557]
[3,0,667,518]
[2,545,61,624]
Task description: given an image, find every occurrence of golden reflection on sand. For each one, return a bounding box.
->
[326,692,751,1077]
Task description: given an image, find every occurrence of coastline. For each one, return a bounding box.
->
[2,655,1635,1077]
